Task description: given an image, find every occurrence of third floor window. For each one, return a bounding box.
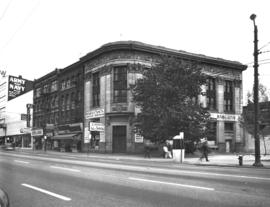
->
[92,72,100,107]
[113,66,127,103]
[206,78,216,110]
[224,80,233,112]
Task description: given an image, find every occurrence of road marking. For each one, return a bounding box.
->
[174,170,270,181]
[21,183,71,201]
[14,160,29,164]
[129,177,215,191]
[50,165,81,172]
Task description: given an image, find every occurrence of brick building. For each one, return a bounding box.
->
[32,62,84,152]
[81,41,247,153]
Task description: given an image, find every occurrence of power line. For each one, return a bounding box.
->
[246,59,270,66]
[0,0,13,22]
[0,0,40,51]
[259,41,270,51]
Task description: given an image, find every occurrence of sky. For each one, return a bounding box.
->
[0,0,269,105]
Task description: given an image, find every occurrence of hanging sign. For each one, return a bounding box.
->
[85,109,104,119]
[89,122,105,132]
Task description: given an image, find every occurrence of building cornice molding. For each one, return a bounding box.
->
[80,41,247,71]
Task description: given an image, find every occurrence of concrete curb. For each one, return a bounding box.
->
[2,149,270,169]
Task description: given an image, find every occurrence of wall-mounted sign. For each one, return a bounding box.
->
[135,133,144,143]
[31,129,43,136]
[89,122,105,132]
[84,127,90,143]
[85,109,104,119]
[210,113,239,122]
[20,127,31,133]
[100,132,105,142]
[8,75,33,101]
[112,105,127,112]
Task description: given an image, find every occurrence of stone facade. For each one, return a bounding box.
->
[81,41,247,153]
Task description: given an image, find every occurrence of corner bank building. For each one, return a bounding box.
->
[81,41,247,153]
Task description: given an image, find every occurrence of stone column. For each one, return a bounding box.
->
[216,79,224,151]
[217,79,224,113]
[199,85,207,108]
[234,81,242,152]
[105,74,112,152]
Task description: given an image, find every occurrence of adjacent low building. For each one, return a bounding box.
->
[0,74,33,148]
[243,101,270,154]
[81,41,247,153]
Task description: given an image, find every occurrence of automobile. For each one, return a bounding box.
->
[1,143,15,151]
[0,187,10,207]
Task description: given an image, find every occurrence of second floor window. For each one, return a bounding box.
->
[92,72,100,107]
[61,80,66,90]
[35,88,41,97]
[224,80,233,112]
[206,78,216,110]
[113,66,127,103]
[51,80,58,92]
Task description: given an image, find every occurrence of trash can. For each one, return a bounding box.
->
[172,133,185,163]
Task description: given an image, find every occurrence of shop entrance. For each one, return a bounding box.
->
[112,125,126,153]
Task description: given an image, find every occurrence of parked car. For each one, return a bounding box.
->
[0,187,10,207]
[1,143,15,151]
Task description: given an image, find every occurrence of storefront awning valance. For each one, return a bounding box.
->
[51,133,80,140]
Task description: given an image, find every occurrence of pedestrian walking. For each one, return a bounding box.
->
[199,139,210,162]
[144,139,151,158]
[163,141,172,159]
[144,145,151,158]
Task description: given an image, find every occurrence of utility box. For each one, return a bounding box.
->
[172,132,185,163]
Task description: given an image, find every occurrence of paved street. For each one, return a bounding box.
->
[1,150,270,207]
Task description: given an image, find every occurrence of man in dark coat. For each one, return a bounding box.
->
[200,140,210,162]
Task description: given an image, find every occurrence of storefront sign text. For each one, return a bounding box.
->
[85,109,105,119]
[31,129,43,136]
[8,75,33,101]
[89,122,105,132]
[135,133,144,143]
[210,113,239,122]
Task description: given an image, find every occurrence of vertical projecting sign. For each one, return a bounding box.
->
[8,75,33,101]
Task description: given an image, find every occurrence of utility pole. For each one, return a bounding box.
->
[250,14,263,167]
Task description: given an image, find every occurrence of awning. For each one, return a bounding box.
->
[51,133,80,140]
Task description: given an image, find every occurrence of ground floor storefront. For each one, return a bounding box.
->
[0,134,32,149]
[32,123,84,152]
[82,112,244,154]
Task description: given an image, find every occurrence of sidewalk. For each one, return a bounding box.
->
[10,148,270,168]
[184,152,270,168]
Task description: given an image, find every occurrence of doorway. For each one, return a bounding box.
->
[112,125,127,153]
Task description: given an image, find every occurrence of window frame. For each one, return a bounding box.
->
[113,66,127,103]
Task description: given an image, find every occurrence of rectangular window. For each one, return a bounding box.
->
[61,80,66,90]
[65,94,70,110]
[206,122,217,141]
[51,80,58,92]
[36,88,41,97]
[61,95,65,111]
[92,72,100,107]
[113,66,127,103]
[71,93,75,109]
[224,81,233,112]
[206,78,216,110]
[225,122,234,131]
[66,78,70,88]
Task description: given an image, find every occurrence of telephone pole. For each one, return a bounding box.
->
[250,14,263,167]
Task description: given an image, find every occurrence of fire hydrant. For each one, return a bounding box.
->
[238,155,243,166]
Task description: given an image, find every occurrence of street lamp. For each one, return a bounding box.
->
[250,14,263,167]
